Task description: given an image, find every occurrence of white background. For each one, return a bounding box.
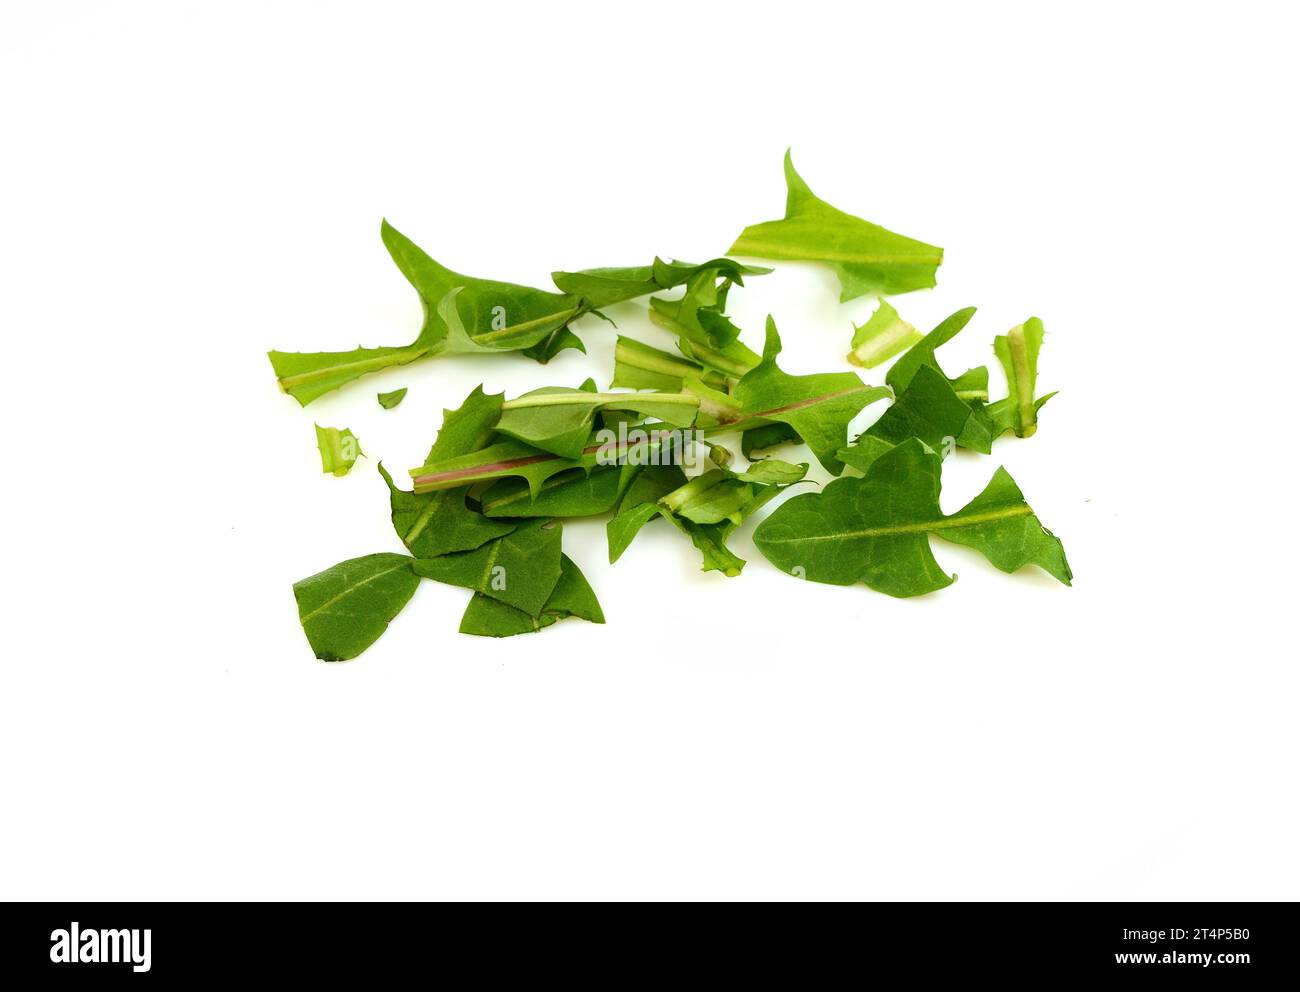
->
[2,2,1296,900]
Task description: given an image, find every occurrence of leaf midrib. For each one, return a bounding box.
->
[403,490,450,545]
[761,505,1033,543]
[300,561,409,624]
[730,238,942,266]
[502,391,698,411]
[279,345,432,389]
[468,304,580,345]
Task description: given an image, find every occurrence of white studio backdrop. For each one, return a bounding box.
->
[0,1,1296,900]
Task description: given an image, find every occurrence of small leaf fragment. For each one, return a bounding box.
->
[377,387,408,409]
[315,424,363,477]
[990,317,1048,438]
[847,300,922,368]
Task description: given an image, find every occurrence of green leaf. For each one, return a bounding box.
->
[736,459,809,485]
[552,257,768,310]
[431,284,580,358]
[659,469,758,525]
[678,375,743,430]
[670,486,785,577]
[268,221,582,405]
[459,555,604,637]
[379,463,515,558]
[315,424,363,476]
[377,387,408,409]
[411,519,563,617]
[753,438,1071,597]
[647,269,762,376]
[424,384,502,464]
[865,363,988,454]
[480,462,641,518]
[835,435,898,475]
[520,325,587,364]
[411,437,586,497]
[883,306,996,452]
[271,343,433,409]
[381,220,581,354]
[611,336,723,392]
[989,317,1049,438]
[377,385,515,557]
[608,462,800,576]
[885,306,981,395]
[729,317,890,473]
[607,464,689,563]
[293,553,421,661]
[495,385,699,459]
[847,299,923,369]
[729,150,943,302]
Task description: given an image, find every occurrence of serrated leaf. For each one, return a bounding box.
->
[459,555,604,637]
[270,343,433,409]
[268,221,582,405]
[411,519,563,617]
[382,221,580,354]
[315,424,363,476]
[729,150,943,302]
[647,268,745,348]
[479,462,641,518]
[292,553,421,661]
[424,384,504,463]
[753,438,1071,597]
[478,462,639,520]
[552,257,768,310]
[847,299,923,368]
[729,317,890,474]
[377,387,408,409]
[411,437,584,496]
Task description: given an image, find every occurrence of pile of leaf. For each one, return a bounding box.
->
[275,152,1070,660]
